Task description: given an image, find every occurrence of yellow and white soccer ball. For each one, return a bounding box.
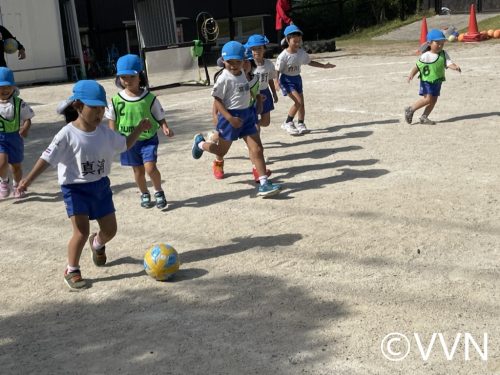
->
[144,243,180,281]
[3,38,18,54]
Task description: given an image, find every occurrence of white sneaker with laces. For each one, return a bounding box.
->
[281,121,300,136]
[295,122,310,134]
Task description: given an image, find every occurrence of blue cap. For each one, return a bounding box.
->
[0,67,15,86]
[244,49,254,61]
[221,41,245,61]
[284,25,303,37]
[245,34,269,48]
[116,54,143,75]
[427,29,446,42]
[69,80,107,107]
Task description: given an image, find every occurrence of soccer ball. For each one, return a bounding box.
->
[3,38,18,54]
[144,243,180,281]
[448,35,456,42]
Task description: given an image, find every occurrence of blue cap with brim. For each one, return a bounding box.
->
[221,41,245,61]
[116,54,143,76]
[245,34,269,48]
[284,25,303,37]
[0,67,15,86]
[427,29,446,42]
[69,80,107,107]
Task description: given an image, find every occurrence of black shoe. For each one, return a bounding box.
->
[154,191,167,209]
[141,192,153,208]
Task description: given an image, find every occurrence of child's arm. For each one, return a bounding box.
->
[108,120,116,131]
[125,119,152,149]
[255,94,264,115]
[212,102,219,125]
[447,63,461,73]
[268,79,278,103]
[17,159,50,193]
[308,60,335,69]
[407,66,419,83]
[19,119,31,138]
[159,119,174,137]
[214,98,242,128]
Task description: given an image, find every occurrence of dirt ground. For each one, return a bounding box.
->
[1,39,499,375]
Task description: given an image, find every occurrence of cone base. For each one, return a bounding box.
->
[462,32,483,42]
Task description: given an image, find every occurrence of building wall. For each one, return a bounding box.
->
[0,0,66,84]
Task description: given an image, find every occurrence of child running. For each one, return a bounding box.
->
[275,25,335,136]
[106,54,173,209]
[191,41,281,197]
[404,29,461,125]
[18,80,151,290]
[0,67,34,199]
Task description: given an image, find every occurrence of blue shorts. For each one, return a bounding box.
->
[0,132,23,164]
[61,177,115,220]
[216,108,257,141]
[419,81,442,97]
[120,134,158,166]
[279,74,303,96]
[260,88,275,114]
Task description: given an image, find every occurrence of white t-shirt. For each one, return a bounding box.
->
[104,89,165,121]
[41,123,127,185]
[253,59,277,91]
[419,50,453,66]
[275,49,311,76]
[211,69,251,110]
[0,97,35,121]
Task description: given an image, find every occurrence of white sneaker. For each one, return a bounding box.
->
[295,122,310,134]
[0,180,10,199]
[281,121,300,136]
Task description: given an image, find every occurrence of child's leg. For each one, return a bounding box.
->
[132,165,148,193]
[10,163,22,184]
[244,134,266,177]
[68,215,90,268]
[95,212,118,245]
[410,95,432,112]
[286,90,303,120]
[0,153,8,180]
[144,161,162,192]
[259,112,271,128]
[422,96,438,117]
[201,138,232,160]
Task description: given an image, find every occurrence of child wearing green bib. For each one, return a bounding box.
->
[404,29,461,125]
[106,54,173,209]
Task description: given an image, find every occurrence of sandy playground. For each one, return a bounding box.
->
[0,39,499,375]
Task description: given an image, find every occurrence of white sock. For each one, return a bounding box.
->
[259,176,268,186]
[67,265,80,273]
[93,235,104,250]
[198,141,206,150]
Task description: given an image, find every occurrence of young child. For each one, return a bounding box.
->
[106,54,173,209]
[17,80,151,290]
[275,25,335,136]
[245,34,278,129]
[191,41,281,197]
[0,67,34,199]
[405,29,461,125]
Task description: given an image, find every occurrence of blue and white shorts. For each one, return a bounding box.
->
[216,107,257,141]
[260,88,275,114]
[0,132,24,164]
[419,81,442,97]
[61,177,115,220]
[120,134,159,166]
[279,74,303,96]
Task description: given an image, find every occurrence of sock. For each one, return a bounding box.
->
[259,176,268,186]
[93,235,105,250]
[286,115,294,123]
[298,119,304,124]
[198,141,206,150]
[67,265,80,273]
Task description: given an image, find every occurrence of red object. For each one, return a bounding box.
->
[276,0,292,31]
[463,4,482,42]
[415,17,428,54]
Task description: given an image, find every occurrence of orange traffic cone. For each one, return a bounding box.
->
[463,4,481,42]
[416,17,428,54]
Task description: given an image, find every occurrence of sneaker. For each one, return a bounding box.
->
[64,269,87,290]
[89,233,107,267]
[257,181,282,198]
[281,121,300,136]
[0,180,10,199]
[192,133,205,159]
[154,191,167,209]
[404,106,414,124]
[419,116,436,125]
[12,184,26,199]
[252,167,272,183]
[141,192,153,208]
[212,160,224,179]
[295,122,310,134]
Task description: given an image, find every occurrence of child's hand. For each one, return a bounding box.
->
[324,63,336,68]
[19,124,30,138]
[455,65,462,73]
[17,179,29,193]
[229,116,242,128]
[407,75,413,83]
[273,95,279,104]
[162,124,174,137]
[138,118,152,131]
